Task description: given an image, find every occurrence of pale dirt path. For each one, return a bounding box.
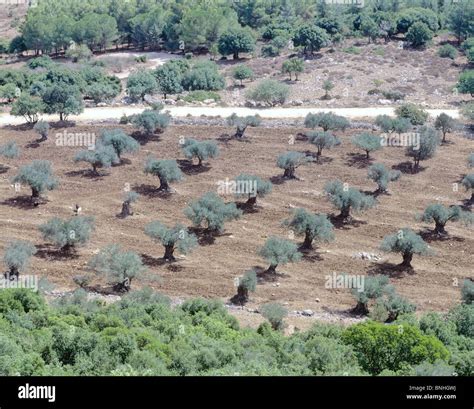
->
[0,106,461,127]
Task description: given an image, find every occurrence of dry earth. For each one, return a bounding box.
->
[1,123,473,329]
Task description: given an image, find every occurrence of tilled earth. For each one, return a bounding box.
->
[0,123,473,328]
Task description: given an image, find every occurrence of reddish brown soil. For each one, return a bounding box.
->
[0,123,473,321]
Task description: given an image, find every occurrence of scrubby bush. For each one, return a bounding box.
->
[144,157,182,192]
[380,228,430,268]
[277,151,311,179]
[457,70,474,97]
[126,69,158,101]
[39,216,95,252]
[246,79,289,106]
[184,192,242,233]
[461,280,474,305]
[324,180,375,221]
[438,44,458,59]
[283,209,334,249]
[343,321,449,375]
[395,103,429,125]
[182,61,225,91]
[145,222,197,261]
[89,244,145,292]
[258,236,301,274]
[406,22,433,48]
[0,141,19,159]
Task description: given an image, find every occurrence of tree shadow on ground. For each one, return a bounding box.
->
[329,214,368,230]
[236,201,260,214]
[64,169,106,179]
[188,227,232,246]
[132,184,173,199]
[131,130,162,146]
[298,246,325,262]
[177,159,211,175]
[366,261,414,278]
[0,165,9,174]
[419,229,465,243]
[1,195,40,209]
[35,244,80,261]
[345,152,374,169]
[141,253,168,268]
[392,161,426,174]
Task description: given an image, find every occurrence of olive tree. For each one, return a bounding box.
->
[307,131,340,160]
[74,145,119,175]
[12,160,58,203]
[89,244,145,292]
[232,65,253,86]
[418,203,472,235]
[367,163,401,193]
[33,120,49,142]
[226,113,261,138]
[462,174,474,202]
[144,157,183,192]
[260,302,288,330]
[145,222,197,261]
[0,141,19,161]
[234,173,272,207]
[324,180,375,221]
[120,191,139,218]
[352,133,382,159]
[406,126,439,172]
[283,208,334,249]
[282,58,304,81]
[3,240,36,279]
[182,139,219,166]
[99,129,140,162]
[132,110,170,134]
[380,228,430,268]
[304,112,350,132]
[126,69,158,101]
[184,192,242,233]
[231,270,257,305]
[277,151,312,179]
[258,236,301,274]
[39,216,95,252]
[351,275,390,315]
[434,113,456,143]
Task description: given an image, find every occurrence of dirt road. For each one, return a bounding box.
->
[0,106,461,127]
